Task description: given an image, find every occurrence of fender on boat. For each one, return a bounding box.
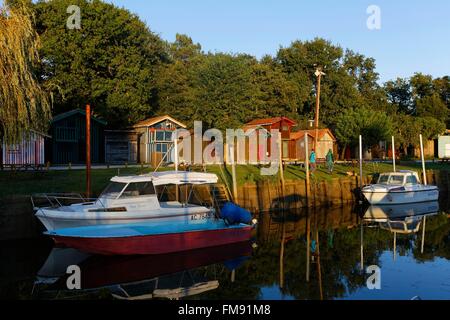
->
[220,202,252,225]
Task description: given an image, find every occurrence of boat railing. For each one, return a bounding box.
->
[30,193,97,210]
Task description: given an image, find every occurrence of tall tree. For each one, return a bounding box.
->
[335,108,393,158]
[384,78,413,114]
[33,0,167,128]
[156,34,202,125]
[192,53,259,130]
[0,1,51,144]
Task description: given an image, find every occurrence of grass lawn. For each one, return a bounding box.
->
[0,162,448,199]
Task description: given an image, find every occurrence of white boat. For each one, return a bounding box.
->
[361,170,439,205]
[33,171,219,231]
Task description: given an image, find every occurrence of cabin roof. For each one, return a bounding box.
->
[241,124,270,133]
[289,131,315,140]
[133,115,187,129]
[244,117,297,127]
[381,170,416,175]
[291,129,336,141]
[111,171,218,186]
[52,109,107,125]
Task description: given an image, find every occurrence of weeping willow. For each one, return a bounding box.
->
[0,3,51,144]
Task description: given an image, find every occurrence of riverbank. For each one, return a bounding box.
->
[1,162,449,198]
[0,163,449,241]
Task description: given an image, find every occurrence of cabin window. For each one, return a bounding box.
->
[154,130,172,142]
[155,143,168,153]
[120,182,156,198]
[378,175,389,184]
[406,175,419,185]
[101,182,127,198]
[389,175,404,184]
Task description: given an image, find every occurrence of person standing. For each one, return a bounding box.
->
[326,149,334,173]
[309,149,316,173]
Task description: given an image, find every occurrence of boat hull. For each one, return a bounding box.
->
[50,226,253,255]
[36,208,213,231]
[362,187,439,205]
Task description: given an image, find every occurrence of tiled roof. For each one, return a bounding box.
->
[244,117,297,127]
[133,115,187,128]
[290,129,336,141]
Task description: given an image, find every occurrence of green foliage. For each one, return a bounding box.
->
[0,1,51,143]
[33,0,167,128]
[335,108,393,147]
[21,2,448,151]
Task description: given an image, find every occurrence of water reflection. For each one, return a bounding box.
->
[33,241,253,299]
[2,201,450,300]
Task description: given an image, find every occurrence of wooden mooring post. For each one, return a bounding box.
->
[304,133,310,205]
[420,134,427,185]
[278,132,285,198]
[86,104,91,199]
[392,135,396,172]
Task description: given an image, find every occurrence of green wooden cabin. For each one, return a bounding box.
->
[49,109,107,164]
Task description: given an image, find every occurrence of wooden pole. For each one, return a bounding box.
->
[392,136,396,172]
[305,134,310,205]
[316,228,323,300]
[359,135,363,187]
[279,221,286,289]
[421,216,427,254]
[314,70,322,150]
[278,132,285,198]
[306,210,310,282]
[360,220,364,271]
[420,134,427,185]
[393,231,397,261]
[230,143,238,201]
[86,104,91,199]
[174,135,179,202]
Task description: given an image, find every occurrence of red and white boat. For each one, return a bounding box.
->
[45,216,255,255]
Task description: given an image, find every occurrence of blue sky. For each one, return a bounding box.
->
[109,0,450,83]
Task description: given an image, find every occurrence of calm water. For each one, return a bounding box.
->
[1,201,450,300]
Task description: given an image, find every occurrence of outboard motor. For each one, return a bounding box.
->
[220,202,253,225]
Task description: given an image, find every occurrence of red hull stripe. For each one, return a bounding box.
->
[52,226,253,255]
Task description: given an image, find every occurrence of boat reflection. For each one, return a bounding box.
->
[34,241,254,299]
[361,201,439,262]
[362,201,440,222]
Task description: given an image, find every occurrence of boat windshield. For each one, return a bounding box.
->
[120,182,156,198]
[100,182,127,199]
[378,174,404,185]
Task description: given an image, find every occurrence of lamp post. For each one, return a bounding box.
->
[313,67,325,150]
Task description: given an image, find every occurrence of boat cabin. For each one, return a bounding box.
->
[96,171,219,209]
[377,171,421,186]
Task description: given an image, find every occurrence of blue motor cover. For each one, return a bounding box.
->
[220,202,252,225]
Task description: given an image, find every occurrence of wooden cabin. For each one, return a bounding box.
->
[104,130,139,164]
[133,115,187,167]
[437,135,450,159]
[1,130,49,168]
[291,128,336,159]
[49,109,106,164]
[242,117,297,161]
[289,131,315,160]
